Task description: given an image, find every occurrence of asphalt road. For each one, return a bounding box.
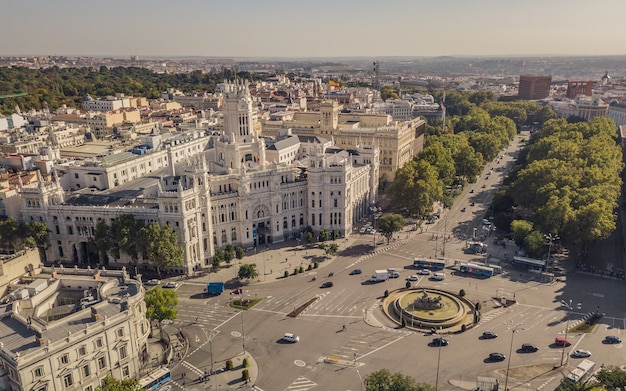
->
[163,134,626,391]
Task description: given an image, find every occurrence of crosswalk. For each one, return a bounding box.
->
[284,376,317,391]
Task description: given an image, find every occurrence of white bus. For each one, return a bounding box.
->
[566,359,595,383]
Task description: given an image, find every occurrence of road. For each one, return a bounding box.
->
[164,134,626,391]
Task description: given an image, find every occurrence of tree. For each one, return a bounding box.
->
[238,263,259,280]
[364,368,436,391]
[144,287,178,325]
[387,160,443,218]
[95,375,140,391]
[235,246,245,260]
[523,230,545,258]
[141,223,184,278]
[224,244,235,264]
[595,365,626,389]
[213,248,224,270]
[377,214,405,244]
[88,219,112,264]
[319,229,329,242]
[511,220,533,247]
[318,242,339,256]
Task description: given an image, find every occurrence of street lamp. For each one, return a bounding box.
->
[504,322,525,391]
[545,233,560,279]
[355,369,364,391]
[432,328,444,390]
[559,299,581,367]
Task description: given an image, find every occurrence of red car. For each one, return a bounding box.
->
[555,337,571,347]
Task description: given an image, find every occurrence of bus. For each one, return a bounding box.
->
[566,359,595,383]
[413,258,446,271]
[459,263,494,277]
[512,256,546,271]
[487,264,502,275]
[138,367,172,390]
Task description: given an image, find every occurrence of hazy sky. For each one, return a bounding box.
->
[3,0,625,58]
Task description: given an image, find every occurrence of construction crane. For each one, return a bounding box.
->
[0,93,28,99]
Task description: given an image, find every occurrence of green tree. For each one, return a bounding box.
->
[319,229,329,242]
[224,244,235,264]
[110,214,144,264]
[144,287,178,325]
[213,248,224,270]
[377,213,405,244]
[595,365,626,389]
[235,246,245,260]
[95,375,140,391]
[141,223,184,278]
[511,220,533,247]
[0,217,18,251]
[523,230,545,258]
[238,263,259,280]
[318,242,339,256]
[387,160,443,218]
[364,368,436,391]
[416,142,455,187]
[88,219,112,264]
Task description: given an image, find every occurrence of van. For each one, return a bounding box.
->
[431,272,446,281]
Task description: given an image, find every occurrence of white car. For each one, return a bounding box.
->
[145,279,160,286]
[417,269,431,275]
[163,281,178,289]
[388,271,400,278]
[406,275,419,282]
[571,349,591,358]
[282,333,300,343]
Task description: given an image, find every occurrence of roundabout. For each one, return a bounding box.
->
[383,288,477,331]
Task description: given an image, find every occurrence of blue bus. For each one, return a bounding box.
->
[512,256,546,271]
[413,258,446,271]
[138,367,171,390]
[459,263,494,277]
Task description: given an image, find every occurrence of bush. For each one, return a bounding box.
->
[226,359,233,370]
[459,289,466,297]
[401,318,406,327]
[307,264,312,271]
[242,369,250,381]
[384,289,389,298]
[461,324,467,332]
[299,266,304,273]
[313,262,319,269]
[293,268,298,275]
[405,281,411,288]
[475,302,481,311]
[242,357,250,368]
[284,270,289,278]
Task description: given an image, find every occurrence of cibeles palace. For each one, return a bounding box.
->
[18,80,424,274]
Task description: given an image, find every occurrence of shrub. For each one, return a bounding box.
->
[401,318,406,327]
[242,369,250,381]
[242,357,249,368]
[284,270,289,278]
[307,264,312,271]
[313,262,319,269]
[226,360,233,370]
[461,324,467,332]
[459,289,466,297]
[384,289,389,298]
[293,268,298,275]
[299,266,304,273]
[405,281,411,288]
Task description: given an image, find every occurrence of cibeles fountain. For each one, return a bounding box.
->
[384,288,476,331]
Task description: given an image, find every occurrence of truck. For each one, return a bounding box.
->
[206,282,225,296]
[370,270,389,282]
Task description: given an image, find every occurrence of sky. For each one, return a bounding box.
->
[2,0,626,58]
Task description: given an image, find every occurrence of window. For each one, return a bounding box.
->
[82,364,91,377]
[78,345,87,356]
[119,345,128,359]
[116,328,124,338]
[122,365,130,378]
[95,338,103,348]
[63,374,73,387]
[60,354,69,365]
[33,366,44,378]
[85,386,93,391]
[97,356,106,370]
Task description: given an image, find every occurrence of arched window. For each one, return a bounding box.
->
[231,228,237,241]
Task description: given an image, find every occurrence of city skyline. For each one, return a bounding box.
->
[2,0,626,58]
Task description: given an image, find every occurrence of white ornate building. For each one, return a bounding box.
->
[18,81,379,274]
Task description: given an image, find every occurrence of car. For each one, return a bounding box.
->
[482,331,498,339]
[481,219,491,225]
[231,288,243,295]
[388,271,400,278]
[432,337,449,346]
[359,227,367,234]
[430,272,446,281]
[406,275,419,282]
[461,207,466,212]
[571,349,591,358]
[521,343,538,352]
[417,269,431,275]
[489,352,506,361]
[282,333,300,343]
[470,202,475,206]
[320,281,334,288]
[349,269,362,275]
[163,281,178,289]
[555,337,572,347]
[605,335,622,344]
[145,279,160,286]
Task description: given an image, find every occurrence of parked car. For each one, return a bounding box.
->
[282,333,300,343]
[163,281,178,289]
[555,337,572,347]
[520,343,538,352]
[482,331,498,339]
[349,269,362,275]
[571,349,591,358]
[406,275,419,282]
[605,335,622,344]
[231,288,243,295]
[145,279,160,286]
[481,219,491,225]
[417,269,431,275]
[432,337,449,346]
[320,281,334,288]
[489,352,506,361]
